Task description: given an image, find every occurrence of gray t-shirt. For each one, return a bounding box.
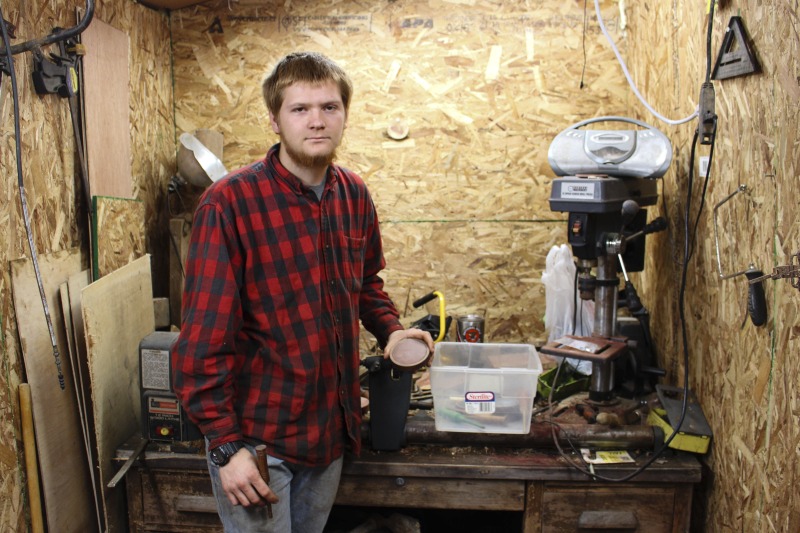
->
[310,181,325,200]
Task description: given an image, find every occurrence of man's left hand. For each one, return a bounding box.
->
[383,328,435,364]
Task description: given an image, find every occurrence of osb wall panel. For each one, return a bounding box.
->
[0,1,174,531]
[627,1,800,531]
[170,0,628,346]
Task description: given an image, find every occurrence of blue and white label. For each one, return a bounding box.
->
[464,391,496,414]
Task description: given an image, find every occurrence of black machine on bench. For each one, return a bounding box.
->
[542,116,671,401]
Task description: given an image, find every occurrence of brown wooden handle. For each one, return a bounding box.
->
[255,444,273,518]
[20,384,45,533]
[577,510,638,530]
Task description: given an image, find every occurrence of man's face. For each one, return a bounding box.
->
[270,80,347,176]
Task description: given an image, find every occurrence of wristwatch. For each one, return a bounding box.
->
[209,441,244,467]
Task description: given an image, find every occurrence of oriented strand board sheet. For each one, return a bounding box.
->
[82,255,154,533]
[92,196,146,280]
[625,2,800,531]
[81,19,133,198]
[171,0,629,350]
[10,249,95,533]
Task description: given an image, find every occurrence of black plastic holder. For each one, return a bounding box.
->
[363,356,413,451]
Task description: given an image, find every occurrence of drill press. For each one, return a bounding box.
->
[542,117,672,402]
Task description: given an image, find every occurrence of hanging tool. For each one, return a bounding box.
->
[31,34,83,98]
[711,16,761,81]
[747,251,800,292]
[713,185,750,279]
[744,267,768,327]
[31,33,91,205]
[712,186,768,326]
[255,444,273,518]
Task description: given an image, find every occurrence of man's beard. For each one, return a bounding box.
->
[282,139,337,169]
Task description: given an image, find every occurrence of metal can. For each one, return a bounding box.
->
[456,314,484,343]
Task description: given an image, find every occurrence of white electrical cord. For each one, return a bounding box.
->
[594,0,698,126]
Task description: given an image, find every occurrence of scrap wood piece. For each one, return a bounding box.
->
[81,18,133,199]
[82,255,155,533]
[19,383,45,533]
[10,249,96,533]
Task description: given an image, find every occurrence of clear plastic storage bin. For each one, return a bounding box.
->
[430,342,542,434]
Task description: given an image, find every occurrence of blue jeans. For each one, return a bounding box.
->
[207,441,343,533]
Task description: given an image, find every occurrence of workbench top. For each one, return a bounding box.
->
[115,431,701,484]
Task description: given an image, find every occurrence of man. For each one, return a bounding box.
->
[172,51,434,532]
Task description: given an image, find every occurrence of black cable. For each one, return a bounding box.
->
[689,119,717,259]
[1,10,66,390]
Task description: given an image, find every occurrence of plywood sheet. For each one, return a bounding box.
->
[10,249,95,533]
[82,255,154,533]
[81,19,133,198]
[61,271,104,531]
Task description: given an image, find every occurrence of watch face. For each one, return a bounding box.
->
[210,441,242,466]
[210,447,227,466]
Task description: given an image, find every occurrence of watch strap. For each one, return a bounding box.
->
[211,440,244,466]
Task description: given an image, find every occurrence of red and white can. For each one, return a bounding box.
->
[456,314,484,343]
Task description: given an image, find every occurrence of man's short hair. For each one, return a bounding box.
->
[262,52,353,116]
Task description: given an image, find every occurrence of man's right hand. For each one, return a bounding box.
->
[219,448,279,507]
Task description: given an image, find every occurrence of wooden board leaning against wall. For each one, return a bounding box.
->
[169,0,630,350]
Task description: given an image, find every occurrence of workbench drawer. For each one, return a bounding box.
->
[129,468,221,532]
[539,483,684,532]
[336,474,526,511]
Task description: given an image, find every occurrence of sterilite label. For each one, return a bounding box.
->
[464,391,496,414]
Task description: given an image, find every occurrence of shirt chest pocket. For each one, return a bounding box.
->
[337,233,365,293]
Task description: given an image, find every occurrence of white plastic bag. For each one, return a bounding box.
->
[541,244,595,374]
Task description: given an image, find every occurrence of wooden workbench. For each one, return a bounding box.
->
[114,431,701,533]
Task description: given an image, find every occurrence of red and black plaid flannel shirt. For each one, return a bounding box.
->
[172,144,402,466]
